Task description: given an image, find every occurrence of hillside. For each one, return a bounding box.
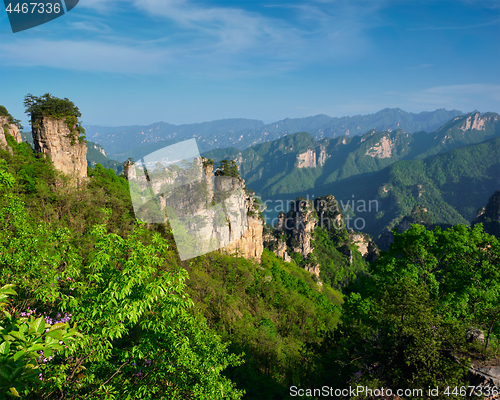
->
[84,108,463,161]
[1,100,500,398]
[203,112,499,198]
[322,136,500,238]
[1,103,352,399]
[473,189,500,238]
[201,113,500,236]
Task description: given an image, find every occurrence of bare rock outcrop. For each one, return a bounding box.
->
[276,199,317,257]
[264,233,291,262]
[32,117,87,179]
[365,135,394,158]
[296,148,316,168]
[126,157,263,262]
[0,116,22,144]
[349,231,379,263]
[317,145,329,167]
[460,112,488,132]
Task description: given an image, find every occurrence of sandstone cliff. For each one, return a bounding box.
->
[125,157,263,262]
[295,145,329,169]
[0,116,22,145]
[266,194,378,284]
[275,198,318,257]
[32,117,87,180]
[0,115,23,155]
[348,231,379,263]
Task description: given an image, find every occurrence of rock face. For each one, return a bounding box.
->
[349,231,379,263]
[264,233,291,262]
[459,111,488,132]
[468,362,500,388]
[276,198,318,257]
[296,148,316,168]
[365,135,394,158]
[0,116,22,145]
[126,157,263,262]
[296,146,330,169]
[224,198,263,262]
[317,145,329,167]
[32,117,87,180]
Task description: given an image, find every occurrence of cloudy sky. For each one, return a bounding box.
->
[1,0,499,127]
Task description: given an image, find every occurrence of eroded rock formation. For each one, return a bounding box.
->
[296,148,316,168]
[125,157,263,262]
[276,198,318,257]
[32,117,87,180]
[296,146,330,169]
[0,116,22,145]
[0,115,22,155]
[349,231,379,263]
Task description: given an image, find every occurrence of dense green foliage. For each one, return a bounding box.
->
[24,94,86,143]
[0,285,83,399]
[304,224,500,398]
[0,132,346,399]
[215,159,240,178]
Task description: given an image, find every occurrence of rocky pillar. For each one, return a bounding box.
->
[32,117,87,180]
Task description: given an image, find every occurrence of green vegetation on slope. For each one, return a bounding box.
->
[0,130,344,399]
[303,224,500,398]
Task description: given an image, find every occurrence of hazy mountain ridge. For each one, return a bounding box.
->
[203,111,499,197]
[203,112,500,238]
[84,118,265,157]
[84,108,463,161]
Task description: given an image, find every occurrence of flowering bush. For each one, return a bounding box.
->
[0,285,83,398]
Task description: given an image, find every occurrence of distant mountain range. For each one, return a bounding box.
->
[83,108,464,161]
[25,109,500,239]
[203,111,500,238]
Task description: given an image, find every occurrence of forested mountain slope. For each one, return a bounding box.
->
[203,112,500,238]
[1,107,350,399]
[203,112,499,198]
[322,136,500,238]
[84,108,463,161]
[2,100,500,399]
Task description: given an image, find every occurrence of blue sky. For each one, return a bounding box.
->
[1,0,499,127]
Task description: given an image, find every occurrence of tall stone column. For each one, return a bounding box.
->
[32,117,87,180]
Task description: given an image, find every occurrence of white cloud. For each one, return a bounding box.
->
[0,39,171,74]
[70,21,112,33]
[409,18,500,31]
[0,0,394,80]
[41,0,384,75]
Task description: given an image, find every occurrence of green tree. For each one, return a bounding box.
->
[306,224,500,397]
[215,160,240,178]
[23,94,85,143]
